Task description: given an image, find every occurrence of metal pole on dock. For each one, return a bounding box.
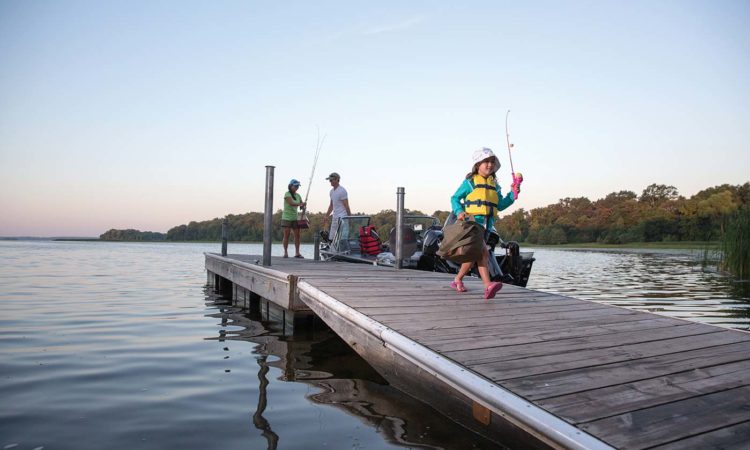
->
[221,217,228,256]
[395,187,405,269]
[263,165,275,266]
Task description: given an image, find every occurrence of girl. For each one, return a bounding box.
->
[281,179,306,258]
[449,147,521,299]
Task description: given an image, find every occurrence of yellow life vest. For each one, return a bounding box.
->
[465,175,499,217]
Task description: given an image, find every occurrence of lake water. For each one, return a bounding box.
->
[1,240,748,449]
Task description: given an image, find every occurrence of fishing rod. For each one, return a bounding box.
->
[296,128,325,229]
[505,110,523,197]
[302,127,326,209]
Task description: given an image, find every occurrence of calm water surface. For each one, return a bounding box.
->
[1,241,748,449]
[526,247,750,330]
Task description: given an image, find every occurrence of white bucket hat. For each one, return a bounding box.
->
[472,147,501,167]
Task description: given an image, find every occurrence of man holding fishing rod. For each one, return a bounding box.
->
[322,172,351,241]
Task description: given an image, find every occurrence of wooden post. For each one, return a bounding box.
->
[221,218,228,256]
[313,233,320,261]
[395,187,405,269]
[263,165,275,266]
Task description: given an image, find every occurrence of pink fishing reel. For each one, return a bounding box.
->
[512,172,523,199]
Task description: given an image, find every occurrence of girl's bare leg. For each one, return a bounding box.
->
[476,248,492,288]
[455,261,473,283]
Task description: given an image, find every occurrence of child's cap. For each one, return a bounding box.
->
[289,179,301,186]
[472,147,501,167]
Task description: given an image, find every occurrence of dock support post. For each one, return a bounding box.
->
[248,291,261,313]
[221,217,228,256]
[395,186,405,269]
[263,165,275,266]
[313,233,320,261]
[216,275,232,298]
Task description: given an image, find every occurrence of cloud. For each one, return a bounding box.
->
[302,15,426,49]
[362,15,425,36]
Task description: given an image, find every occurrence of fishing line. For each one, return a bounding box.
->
[505,110,523,187]
[505,110,516,176]
[302,127,326,209]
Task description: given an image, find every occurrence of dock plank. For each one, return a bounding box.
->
[390,306,640,332]
[579,386,750,449]
[537,358,750,423]
[651,420,750,450]
[440,323,715,361]
[405,312,663,341]
[354,302,609,322]
[499,340,750,397]
[418,317,690,351]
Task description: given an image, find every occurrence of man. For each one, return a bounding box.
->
[322,172,351,241]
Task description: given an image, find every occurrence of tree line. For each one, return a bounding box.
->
[160,209,438,243]
[100,182,749,244]
[100,228,166,241]
[497,183,750,244]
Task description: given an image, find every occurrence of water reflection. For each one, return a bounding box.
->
[205,296,508,450]
[526,248,750,331]
[253,355,279,449]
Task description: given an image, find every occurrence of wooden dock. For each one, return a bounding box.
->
[206,253,750,449]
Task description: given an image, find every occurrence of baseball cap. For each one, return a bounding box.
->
[289,179,301,186]
[325,172,340,180]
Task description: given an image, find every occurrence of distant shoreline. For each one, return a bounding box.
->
[54,238,101,242]
[0,236,98,241]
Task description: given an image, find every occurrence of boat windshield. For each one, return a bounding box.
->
[403,216,441,236]
[331,216,372,254]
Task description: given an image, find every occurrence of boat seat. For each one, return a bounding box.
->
[388,226,418,258]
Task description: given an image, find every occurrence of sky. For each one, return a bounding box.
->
[1,0,748,237]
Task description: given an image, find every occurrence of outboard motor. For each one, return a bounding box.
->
[422,229,442,256]
[498,240,524,284]
[417,227,443,271]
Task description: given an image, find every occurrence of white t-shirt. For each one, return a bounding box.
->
[330,186,349,218]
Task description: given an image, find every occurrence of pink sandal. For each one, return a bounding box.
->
[450,280,467,293]
[484,281,503,300]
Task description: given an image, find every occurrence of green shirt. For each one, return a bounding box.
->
[282,192,302,221]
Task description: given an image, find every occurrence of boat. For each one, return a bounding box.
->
[319,214,534,287]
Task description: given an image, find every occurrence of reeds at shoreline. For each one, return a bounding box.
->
[720,207,750,280]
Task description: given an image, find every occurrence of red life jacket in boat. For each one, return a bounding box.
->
[359,225,381,255]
